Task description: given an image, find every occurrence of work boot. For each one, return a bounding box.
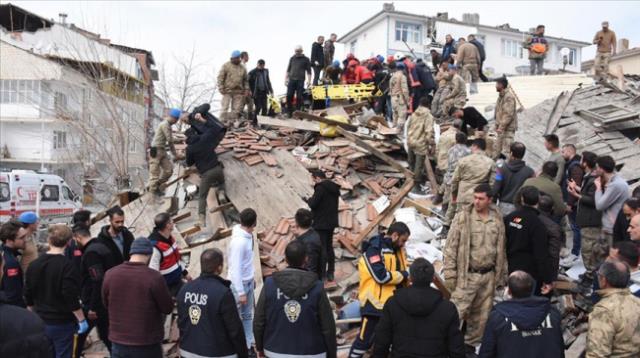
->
[198,214,207,228]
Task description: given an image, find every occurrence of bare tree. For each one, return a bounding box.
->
[156,46,218,112]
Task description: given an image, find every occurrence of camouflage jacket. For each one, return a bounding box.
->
[407,106,435,156]
[495,90,518,132]
[436,127,457,170]
[443,203,507,289]
[444,144,471,185]
[389,71,409,101]
[445,74,467,103]
[151,119,175,154]
[217,61,248,94]
[586,288,640,358]
[451,151,496,204]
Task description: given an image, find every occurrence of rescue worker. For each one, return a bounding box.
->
[341,60,358,84]
[443,132,471,226]
[348,222,410,358]
[524,25,548,76]
[148,108,181,196]
[586,260,640,357]
[434,119,463,206]
[148,213,189,296]
[217,50,249,123]
[406,96,435,195]
[493,77,518,160]
[310,36,325,86]
[432,62,452,118]
[17,211,39,275]
[449,138,496,224]
[442,65,467,118]
[324,33,337,67]
[592,21,617,82]
[444,184,507,354]
[177,248,249,358]
[354,63,374,84]
[323,60,342,85]
[389,62,409,128]
[0,220,27,307]
[455,37,481,94]
[254,240,337,358]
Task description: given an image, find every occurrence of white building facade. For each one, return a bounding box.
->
[339,4,590,76]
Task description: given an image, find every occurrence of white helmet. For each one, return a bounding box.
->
[394,52,404,61]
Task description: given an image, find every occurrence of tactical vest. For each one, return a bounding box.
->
[263,277,327,358]
[149,232,182,285]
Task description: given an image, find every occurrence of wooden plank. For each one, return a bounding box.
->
[353,179,414,246]
[208,201,234,214]
[337,127,414,178]
[257,115,320,132]
[294,111,359,131]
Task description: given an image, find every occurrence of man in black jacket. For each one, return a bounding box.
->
[248,60,274,118]
[293,208,325,280]
[0,220,27,307]
[415,59,437,104]
[310,36,325,86]
[306,170,340,282]
[492,142,535,216]
[468,35,488,82]
[185,108,226,226]
[73,225,117,354]
[479,271,563,358]
[504,186,554,295]
[450,106,489,136]
[177,248,248,358]
[373,258,465,358]
[254,240,336,358]
[285,45,311,117]
[537,195,564,282]
[96,206,134,265]
[0,253,53,358]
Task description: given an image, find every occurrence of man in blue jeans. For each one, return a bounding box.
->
[228,209,258,356]
[285,45,311,117]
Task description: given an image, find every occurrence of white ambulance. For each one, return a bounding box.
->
[0,169,82,225]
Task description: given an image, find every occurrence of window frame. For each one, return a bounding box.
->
[395,21,421,43]
[41,184,60,202]
[53,130,67,150]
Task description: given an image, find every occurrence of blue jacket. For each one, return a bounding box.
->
[442,41,456,62]
[177,274,248,358]
[479,297,564,358]
[0,245,25,307]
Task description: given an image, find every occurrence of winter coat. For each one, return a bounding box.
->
[470,39,486,62]
[576,173,601,228]
[254,268,336,358]
[80,238,119,313]
[96,225,134,264]
[524,34,549,60]
[307,179,340,230]
[504,206,554,285]
[436,127,457,170]
[407,106,435,156]
[442,41,456,62]
[373,286,465,358]
[296,229,325,280]
[459,106,488,134]
[456,42,480,66]
[186,115,226,174]
[451,151,496,204]
[562,155,583,206]
[517,174,566,219]
[539,211,564,281]
[0,293,53,358]
[248,68,274,95]
[416,61,437,94]
[310,42,325,68]
[389,70,409,100]
[479,297,564,358]
[493,159,535,204]
[217,61,248,93]
[586,288,640,357]
[287,54,312,81]
[495,90,518,132]
[612,208,631,243]
[323,40,335,66]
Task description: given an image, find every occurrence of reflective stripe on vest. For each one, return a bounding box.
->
[264,350,326,358]
[180,349,238,358]
[155,238,181,273]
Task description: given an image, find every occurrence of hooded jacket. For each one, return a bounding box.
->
[307,179,340,230]
[296,229,325,280]
[479,297,564,358]
[96,224,134,265]
[254,268,336,358]
[373,286,465,358]
[416,61,437,94]
[186,115,226,175]
[493,159,535,204]
[0,293,53,358]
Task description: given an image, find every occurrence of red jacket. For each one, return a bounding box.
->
[354,65,374,83]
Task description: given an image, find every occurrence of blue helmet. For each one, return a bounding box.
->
[332,60,340,68]
[376,55,384,63]
[231,50,242,58]
[19,211,38,224]
[396,62,406,69]
[169,108,181,119]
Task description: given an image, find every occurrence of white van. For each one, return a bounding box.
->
[0,169,82,225]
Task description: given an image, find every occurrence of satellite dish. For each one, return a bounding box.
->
[560,47,570,56]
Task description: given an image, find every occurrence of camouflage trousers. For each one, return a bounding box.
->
[493,131,515,159]
[462,64,479,94]
[450,271,496,346]
[390,95,407,127]
[20,235,38,274]
[581,227,608,276]
[594,52,611,81]
[431,87,450,118]
[220,93,245,123]
[147,149,173,192]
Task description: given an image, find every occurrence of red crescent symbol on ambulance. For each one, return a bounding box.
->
[17,187,23,197]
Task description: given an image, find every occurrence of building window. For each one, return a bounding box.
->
[0,80,41,104]
[501,39,523,59]
[350,40,357,54]
[395,22,421,43]
[128,138,137,153]
[558,47,578,66]
[62,186,74,201]
[53,131,67,149]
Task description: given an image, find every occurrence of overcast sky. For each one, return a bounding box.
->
[8,1,640,101]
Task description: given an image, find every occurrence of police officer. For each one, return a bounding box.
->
[254,240,336,358]
[348,222,410,358]
[177,248,248,358]
[0,220,27,307]
[148,108,181,196]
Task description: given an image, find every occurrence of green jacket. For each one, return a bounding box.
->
[516,174,566,218]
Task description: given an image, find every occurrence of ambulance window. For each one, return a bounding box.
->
[0,183,9,202]
[62,186,73,201]
[41,185,59,202]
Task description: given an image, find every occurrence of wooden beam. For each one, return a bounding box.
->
[171,211,191,223]
[257,115,320,132]
[337,127,413,178]
[208,201,234,214]
[294,111,359,131]
[352,179,414,246]
[423,157,439,194]
[180,226,201,237]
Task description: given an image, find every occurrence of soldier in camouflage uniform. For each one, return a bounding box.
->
[586,260,640,358]
[147,108,181,195]
[442,65,467,118]
[493,77,518,160]
[444,184,507,352]
[443,132,471,222]
[433,119,462,206]
[389,62,409,128]
[217,50,249,124]
[448,138,496,225]
[406,96,435,194]
[432,62,452,119]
